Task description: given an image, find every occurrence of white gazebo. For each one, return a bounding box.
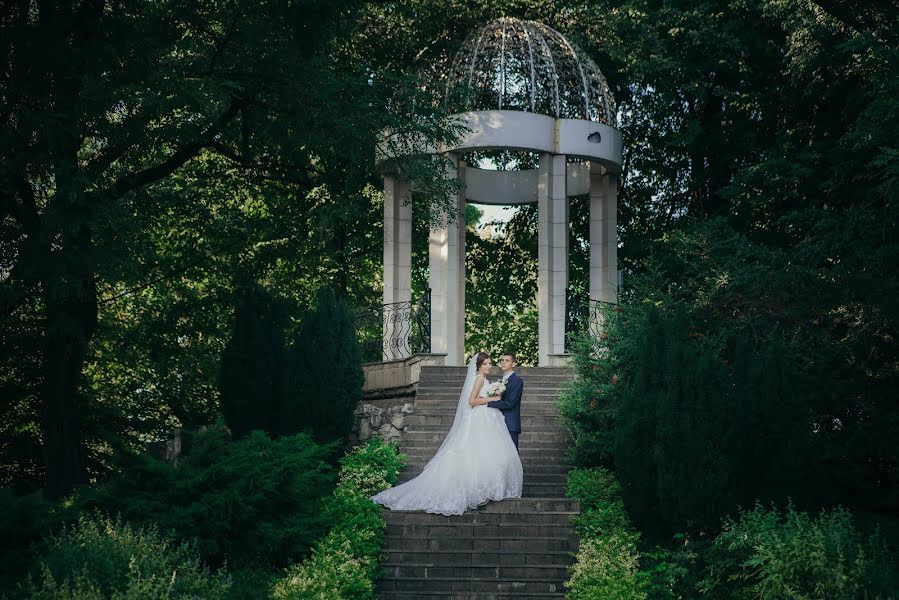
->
[380,18,622,366]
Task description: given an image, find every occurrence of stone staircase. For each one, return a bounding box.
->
[376,366,579,599]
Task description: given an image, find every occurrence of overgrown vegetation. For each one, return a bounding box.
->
[272,439,405,599]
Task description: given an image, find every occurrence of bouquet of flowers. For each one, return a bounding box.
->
[486,380,506,397]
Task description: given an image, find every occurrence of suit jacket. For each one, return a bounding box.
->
[487,371,523,433]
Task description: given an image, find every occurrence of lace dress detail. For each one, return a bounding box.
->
[371,378,523,516]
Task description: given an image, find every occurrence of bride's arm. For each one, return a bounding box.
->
[468,375,489,406]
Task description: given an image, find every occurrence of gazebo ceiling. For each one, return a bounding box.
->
[442,17,617,126]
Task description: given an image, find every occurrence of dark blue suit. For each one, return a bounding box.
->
[487,371,523,450]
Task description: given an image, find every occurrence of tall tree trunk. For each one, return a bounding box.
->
[41,206,97,498]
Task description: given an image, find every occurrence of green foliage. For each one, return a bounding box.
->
[464,204,540,365]
[272,438,404,599]
[559,311,629,468]
[700,503,898,600]
[283,288,364,443]
[606,302,811,538]
[565,467,647,599]
[1,0,460,494]
[639,544,699,600]
[219,285,289,439]
[566,535,647,600]
[23,512,230,599]
[0,489,65,593]
[76,427,336,569]
[567,464,622,509]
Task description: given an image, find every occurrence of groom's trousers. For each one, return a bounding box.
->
[510,432,519,451]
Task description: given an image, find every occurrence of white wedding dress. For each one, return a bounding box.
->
[371,358,523,516]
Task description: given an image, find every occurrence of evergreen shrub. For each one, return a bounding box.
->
[77,426,336,568]
[23,513,230,599]
[272,439,404,599]
[219,284,289,438]
[561,303,811,540]
[283,287,364,443]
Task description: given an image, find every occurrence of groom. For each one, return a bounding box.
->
[487,353,523,451]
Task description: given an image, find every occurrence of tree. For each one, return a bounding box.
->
[0,0,457,495]
[219,285,289,439]
[282,288,364,444]
[613,305,811,539]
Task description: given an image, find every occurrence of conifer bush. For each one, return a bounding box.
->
[282,287,364,443]
[77,426,336,569]
[219,284,289,438]
[561,304,811,540]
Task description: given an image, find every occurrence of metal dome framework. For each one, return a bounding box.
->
[380,18,622,367]
[445,17,617,125]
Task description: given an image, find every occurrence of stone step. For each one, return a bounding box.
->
[386,522,575,539]
[378,592,566,599]
[383,511,577,527]
[377,575,569,594]
[397,467,568,478]
[417,387,567,395]
[404,416,563,429]
[382,497,579,515]
[386,485,568,499]
[420,366,572,375]
[401,462,572,474]
[402,430,569,444]
[405,411,564,421]
[384,549,574,565]
[412,401,565,411]
[417,383,571,393]
[381,535,579,553]
[399,451,571,464]
[380,564,570,580]
[412,405,565,414]
[399,444,570,456]
[397,468,568,486]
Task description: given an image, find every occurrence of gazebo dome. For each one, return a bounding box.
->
[443,17,617,126]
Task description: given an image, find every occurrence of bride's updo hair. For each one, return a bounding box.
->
[475,352,491,371]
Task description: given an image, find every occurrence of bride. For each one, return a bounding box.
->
[370,352,523,515]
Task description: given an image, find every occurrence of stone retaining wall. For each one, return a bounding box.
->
[351,353,446,446]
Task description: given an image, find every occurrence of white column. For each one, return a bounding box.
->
[383,174,412,360]
[430,155,466,365]
[538,153,568,366]
[589,162,618,304]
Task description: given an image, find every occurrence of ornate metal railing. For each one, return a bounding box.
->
[566,290,617,348]
[355,290,432,363]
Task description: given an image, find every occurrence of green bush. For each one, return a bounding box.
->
[23,512,230,599]
[219,284,290,439]
[565,467,648,599]
[566,535,647,600]
[567,464,622,510]
[272,439,404,599]
[0,489,64,593]
[613,304,810,538]
[559,322,627,468]
[77,426,336,569]
[700,503,897,599]
[282,287,364,443]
